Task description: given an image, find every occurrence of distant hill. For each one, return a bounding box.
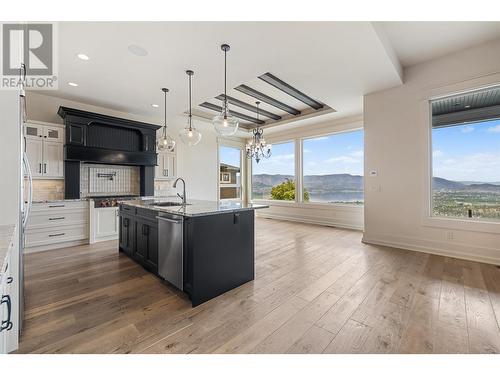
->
[433,177,500,192]
[252,174,363,192]
[252,174,500,194]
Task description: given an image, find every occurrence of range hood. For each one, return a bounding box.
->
[58,106,162,166]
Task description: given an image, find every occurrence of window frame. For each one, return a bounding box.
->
[249,122,364,209]
[300,128,365,207]
[217,138,245,202]
[250,139,298,204]
[421,79,500,234]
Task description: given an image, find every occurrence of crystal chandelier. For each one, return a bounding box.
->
[179,70,202,147]
[157,88,176,152]
[246,102,271,163]
[212,44,239,136]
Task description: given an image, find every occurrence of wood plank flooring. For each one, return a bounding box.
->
[17,218,500,354]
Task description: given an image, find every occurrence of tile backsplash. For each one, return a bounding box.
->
[154,179,175,197]
[32,179,65,201]
[81,163,140,197]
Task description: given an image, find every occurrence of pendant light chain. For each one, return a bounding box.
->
[163,88,167,137]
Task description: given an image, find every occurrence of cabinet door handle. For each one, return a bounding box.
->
[166,169,168,177]
[234,213,240,224]
[124,218,129,228]
[49,204,65,208]
[163,169,166,176]
[7,277,13,284]
[49,233,65,237]
[44,163,47,173]
[49,216,65,221]
[39,163,42,173]
[1,295,13,332]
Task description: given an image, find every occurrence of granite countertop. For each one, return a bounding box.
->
[120,198,269,217]
[31,198,89,204]
[0,225,16,276]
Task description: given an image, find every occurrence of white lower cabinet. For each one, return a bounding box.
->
[90,206,119,243]
[26,201,89,252]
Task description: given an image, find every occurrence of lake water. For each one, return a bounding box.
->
[308,192,364,203]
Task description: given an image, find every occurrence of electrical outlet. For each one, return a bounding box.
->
[446,231,454,240]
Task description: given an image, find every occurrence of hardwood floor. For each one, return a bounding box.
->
[18,218,500,354]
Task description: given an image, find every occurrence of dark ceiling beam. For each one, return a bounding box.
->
[215,94,282,121]
[235,84,301,115]
[199,102,265,125]
[259,72,324,110]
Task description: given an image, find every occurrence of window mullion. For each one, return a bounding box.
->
[295,139,302,204]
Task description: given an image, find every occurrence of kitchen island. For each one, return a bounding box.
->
[118,198,268,306]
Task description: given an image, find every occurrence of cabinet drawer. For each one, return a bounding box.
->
[26,225,88,247]
[136,207,158,220]
[28,209,88,229]
[32,201,88,212]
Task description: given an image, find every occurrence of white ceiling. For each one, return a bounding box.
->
[38,21,500,132]
[376,21,500,67]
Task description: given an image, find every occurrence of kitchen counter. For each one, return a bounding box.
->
[120,198,268,217]
[118,199,268,306]
[31,198,89,204]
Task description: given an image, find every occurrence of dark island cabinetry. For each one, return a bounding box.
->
[119,205,158,274]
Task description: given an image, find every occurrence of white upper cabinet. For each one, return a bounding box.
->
[24,122,64,179]
[155,151,176,180]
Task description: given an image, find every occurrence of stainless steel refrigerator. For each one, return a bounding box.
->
[19,63,32,331]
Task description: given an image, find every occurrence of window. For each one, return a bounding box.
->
[252,141,295,201]
[303,130,364,204]
[219,145,241,200]
[431,85,500,222]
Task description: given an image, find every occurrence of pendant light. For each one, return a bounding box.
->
[246,101,272,163]
[157,88,176,152]
[212,44,239,136]
[179,70,202,147]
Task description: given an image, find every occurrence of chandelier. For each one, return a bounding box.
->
[245,101,271,163]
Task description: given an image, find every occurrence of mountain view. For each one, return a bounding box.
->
[252,173,364,204]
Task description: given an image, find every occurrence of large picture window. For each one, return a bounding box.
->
[431,85,500,221]
[303,130,364,204]
[252,141,295,201]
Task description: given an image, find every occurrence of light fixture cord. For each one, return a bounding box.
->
[188,72,192,130]
[163,90,167,136]
[224,48,227,115]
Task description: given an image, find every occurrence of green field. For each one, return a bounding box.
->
[433,191,500,220]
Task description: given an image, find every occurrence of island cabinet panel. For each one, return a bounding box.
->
[135,217,158,273]
[118,213,135,257]
[184,210,255,307]
[119,205,158,274]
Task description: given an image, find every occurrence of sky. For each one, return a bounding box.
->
[219,145,241,168]
[252,130,364,176]
[432,119,500,182]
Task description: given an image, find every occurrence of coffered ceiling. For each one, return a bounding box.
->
[36,22,500,133]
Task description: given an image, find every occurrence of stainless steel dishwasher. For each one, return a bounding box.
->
[157,214,184,291]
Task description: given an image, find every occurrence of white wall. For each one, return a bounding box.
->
[363,38,500,265]
[253,115,365,230]
[25,92,219,201]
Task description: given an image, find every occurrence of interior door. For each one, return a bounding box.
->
[43,141,64,178]
[25,138,43,177]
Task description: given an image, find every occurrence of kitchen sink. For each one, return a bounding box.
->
[151,201,189,207]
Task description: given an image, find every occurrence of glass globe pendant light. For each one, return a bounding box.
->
[179,70,202,147]
[157,88,176,152]
[212,44,239,136]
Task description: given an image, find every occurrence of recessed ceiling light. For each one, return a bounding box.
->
[68,82,78,87]
[151,104,159,108]
[128,44,148,57]
[77,53,90,61]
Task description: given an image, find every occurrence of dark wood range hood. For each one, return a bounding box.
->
[58,107,162,199]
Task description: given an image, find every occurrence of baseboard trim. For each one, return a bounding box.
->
[362,234,500,266]
[256,212,363,231]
